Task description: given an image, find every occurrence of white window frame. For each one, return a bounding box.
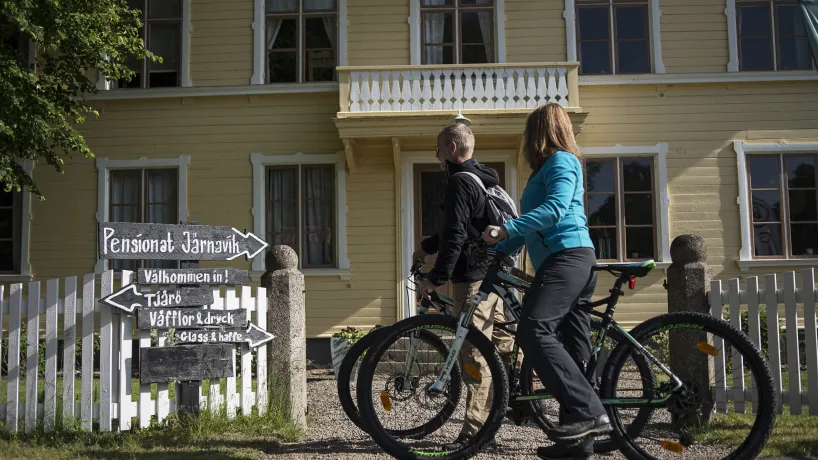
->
[565,0,664,75]
[734,140,818,270]
[579,143,671,267]
[409,0,506,65]
[97,0,192,90]
[726,0,815,73]
[252,0,348,85]
[0,160,34,280]
[250,151,350,278]
[94,155,190,273]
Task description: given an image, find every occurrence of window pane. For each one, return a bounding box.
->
[424,45,455,64]
[268,18,298,82]
[0,208,12,239]
[305,0,336,10]
[752,190,782,222]
[578,7,609,41]
[749,156,779,188]
[461,11,492,44]
[423,12,454,44]
[111,170,140,207]
[148,22,180,87]
[625,227,654,259]
[791,223,818,256]
[305,17,334,49]
[303,166,335,267]
[587,194,616,226]
[589,227,617,260]
[617,40,650,73]
[460,0,493,5]
[580,42,611,74]
[787,155,816,188]
[615,6,647,40]
[0,242,13,271]
[423,0,453,5]
[741,37,773,70]
[753,224,783,256]
[268,167,298,254]
[270,18,297,49]
[788,190,817,222]
[146,169,177,224]
[779,35,812,70]
[624,194,652,225]
[585,160,615,193]
[305,17,336,82]
[149,0,182,19]
[622,159,652,191]
[267,0,297,12]
[0,190,12,206]
[421,171,448,236]
[740,5,771,36]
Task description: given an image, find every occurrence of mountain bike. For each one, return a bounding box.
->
[355,245,777,459]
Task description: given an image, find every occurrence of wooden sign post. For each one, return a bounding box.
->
[97,221,273,416]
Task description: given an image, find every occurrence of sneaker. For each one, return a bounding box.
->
[547,414,612,442]
[536,442,592,459]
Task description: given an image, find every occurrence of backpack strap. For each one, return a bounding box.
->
[454,171,486,192]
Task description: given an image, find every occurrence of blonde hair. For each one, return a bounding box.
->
[438,123,475,156]
[522,103,581,171]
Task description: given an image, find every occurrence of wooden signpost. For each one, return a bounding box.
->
[97,221,274,415]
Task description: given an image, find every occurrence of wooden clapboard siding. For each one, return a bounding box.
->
[190,0,254,87]
[347,0,410,66]
[660,0,729,74]
[506,0,566,63]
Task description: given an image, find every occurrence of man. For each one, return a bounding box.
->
[412,123,518,448]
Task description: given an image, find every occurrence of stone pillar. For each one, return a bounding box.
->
[666,234,714,422]
[261,245,307,430]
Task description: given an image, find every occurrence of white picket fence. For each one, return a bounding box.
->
[709,267,818,415]
[0,269,269,434]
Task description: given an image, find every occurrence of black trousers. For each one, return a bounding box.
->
[518,248,606,438]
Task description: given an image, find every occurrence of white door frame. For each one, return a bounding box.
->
[399,149,518,320]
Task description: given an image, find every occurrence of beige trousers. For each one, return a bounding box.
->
[451,281,523,437]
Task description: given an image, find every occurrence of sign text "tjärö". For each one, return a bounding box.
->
[98,222,269,261]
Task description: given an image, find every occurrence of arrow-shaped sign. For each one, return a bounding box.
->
[101,284,214,314]
[175,323,275,348]
[98,222,269,261]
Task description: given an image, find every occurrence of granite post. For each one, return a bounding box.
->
[261,245,307,430]
[666,234,714,422]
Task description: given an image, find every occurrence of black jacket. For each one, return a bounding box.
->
[420,158,499,286]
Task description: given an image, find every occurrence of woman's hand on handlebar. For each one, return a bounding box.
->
[482,225,507,244]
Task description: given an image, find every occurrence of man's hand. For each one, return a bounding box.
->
[417,278,437,300]
[482,225,508,244]
[412,248,429,265]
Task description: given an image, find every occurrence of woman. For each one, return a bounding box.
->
[482,103,610,460]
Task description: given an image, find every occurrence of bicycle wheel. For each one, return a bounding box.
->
[519,317,656,454]
[356,313,509,459]
[602,311,777,460]
[338,325,462,438]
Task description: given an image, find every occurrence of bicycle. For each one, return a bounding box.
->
[355,244,777,459]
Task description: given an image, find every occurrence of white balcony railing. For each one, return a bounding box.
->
[337,63,579,114]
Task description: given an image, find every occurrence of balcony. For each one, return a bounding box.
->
[333,62,586,141]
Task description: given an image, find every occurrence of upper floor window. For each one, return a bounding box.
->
[0,190,23,274]
[575,0,651,75]
[420,0,495,64]
[584,157,656,262]
[265,0,338,83]
[109,168,179,270]
[747,153,817,258]
[737,0,813,71]
[118,0,183,88]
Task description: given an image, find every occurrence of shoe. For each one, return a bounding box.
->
[442,434,497,451]
[536,441,592,459]
[547,414,612,442]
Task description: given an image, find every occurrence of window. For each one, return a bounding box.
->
[420,0,495,64]
[117,0,183,88]
[575,0,651,75]
[267,165,336,268]
[251,152,349,276]
[0,190,23,274]
[265,0,338,83]
[584,157,656,261]
[108,169,179,270]
[736,0,813,71]
[95,156,189,274]
[746,154,817,258]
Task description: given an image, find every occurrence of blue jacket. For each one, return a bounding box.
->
[498,151,595,270]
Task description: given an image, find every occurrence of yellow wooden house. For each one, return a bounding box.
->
[2,0,817,360]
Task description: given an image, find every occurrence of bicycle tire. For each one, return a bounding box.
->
[519,317,656,454]
[356,313,509,459]
[338,325,463,438]
[601,311,777,460]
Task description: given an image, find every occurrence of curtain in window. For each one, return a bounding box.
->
[147,170,176,224]
[475,0,494,62]
[303,166,334,267]
[268,168,298,253]
[111,171,140,223]
[424,0,447,64]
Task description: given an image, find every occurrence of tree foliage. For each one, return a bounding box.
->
[0,0,157,198]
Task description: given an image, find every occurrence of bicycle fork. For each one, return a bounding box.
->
[428,291,486,394]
